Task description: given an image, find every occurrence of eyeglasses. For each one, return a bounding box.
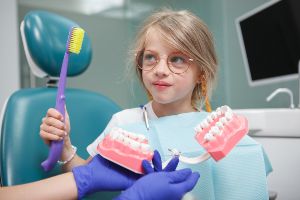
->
[136,50,194,74]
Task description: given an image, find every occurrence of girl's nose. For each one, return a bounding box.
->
[154,58,170,76]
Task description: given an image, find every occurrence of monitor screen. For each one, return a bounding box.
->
[235,0,300,86]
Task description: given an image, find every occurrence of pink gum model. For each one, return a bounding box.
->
[195,105,248,161]
[97,127,154,174]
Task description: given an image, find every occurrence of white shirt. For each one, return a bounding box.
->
[87,101,158,156]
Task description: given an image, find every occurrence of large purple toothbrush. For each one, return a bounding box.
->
[41,27,85,171]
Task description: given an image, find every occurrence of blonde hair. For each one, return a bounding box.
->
[131,8,218,109]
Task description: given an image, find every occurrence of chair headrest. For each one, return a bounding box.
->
[21,10,92,78]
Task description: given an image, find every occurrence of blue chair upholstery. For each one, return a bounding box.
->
[0,10,121,199]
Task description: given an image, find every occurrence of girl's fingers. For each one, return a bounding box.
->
[46,108,64,121]
[43,116,65,130]
[39,130,63,141]
[40,123,66,137]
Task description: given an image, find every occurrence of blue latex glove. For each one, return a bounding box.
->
[115,169,200,200]
[142,150,179,174]
[72,154,140,199]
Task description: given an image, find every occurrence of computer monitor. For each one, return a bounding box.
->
[235,0,300,86]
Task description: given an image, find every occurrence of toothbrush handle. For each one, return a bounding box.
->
[41,52,69,171]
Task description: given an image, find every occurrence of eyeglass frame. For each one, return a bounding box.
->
[135,50,194,75]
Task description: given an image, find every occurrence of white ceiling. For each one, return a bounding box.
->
[19,0,156,18]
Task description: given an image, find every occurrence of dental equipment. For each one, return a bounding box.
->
[266,88,295,109]
[41,27,85,171]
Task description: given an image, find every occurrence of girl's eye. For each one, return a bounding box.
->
[170,56,185,64]
[143,53,157,64]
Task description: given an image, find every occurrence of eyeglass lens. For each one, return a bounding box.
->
[137,50,191,74]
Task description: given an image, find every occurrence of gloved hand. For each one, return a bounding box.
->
[115,168,200,200]
[142,150,179,174]
[72,154,140,199]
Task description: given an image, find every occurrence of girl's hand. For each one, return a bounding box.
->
[39,107,71,146]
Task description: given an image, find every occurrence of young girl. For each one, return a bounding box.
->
[40,8,272,199]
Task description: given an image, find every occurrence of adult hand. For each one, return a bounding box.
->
[72,154,140,199]
[115,169,200,200]
[142,150,179,174]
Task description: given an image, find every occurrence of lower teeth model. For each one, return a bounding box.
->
[169,105,249,164]
[97,127,154,174]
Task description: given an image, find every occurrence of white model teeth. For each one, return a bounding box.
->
[225,111,233,121]
[201,120,210,128]
[216,107,223,116]
[221,105,231,113]
[194,124,203,132]
[110,130,119,140]
[220,117,227,124]
[130,140,140,150]
[210,112,218,119]
[123,137,131,145]
[140,143,150,152]
[204,126,223,141]
[211,126,221,135]
[110,127,122,137]
[116,134,125,142]
[109,128,150,151]
[137,134,146,142]
[122,130,129,137]
[126,131,134,138]
[204,132,215,141]
[216,121,224,129]
[196,105,235,142]
[206,115,213,123]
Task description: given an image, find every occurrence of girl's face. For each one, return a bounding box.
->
[141,29,200,112]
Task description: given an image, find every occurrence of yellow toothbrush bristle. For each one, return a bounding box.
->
[68,27,85,54]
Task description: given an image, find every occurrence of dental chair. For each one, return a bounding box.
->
[0,10,121,199]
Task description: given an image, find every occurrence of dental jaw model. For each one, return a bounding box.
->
[169,105,248,164]
[97,127,154,174]
[97,105,248,172]
[195,105,248,161]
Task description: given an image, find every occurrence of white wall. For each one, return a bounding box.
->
[0,0,20,112]
[256,137,300,200]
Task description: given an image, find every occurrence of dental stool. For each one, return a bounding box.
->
[0,10,121,199]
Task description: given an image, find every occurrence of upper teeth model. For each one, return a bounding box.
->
[168,105,248,164]
[195,105,233,142]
